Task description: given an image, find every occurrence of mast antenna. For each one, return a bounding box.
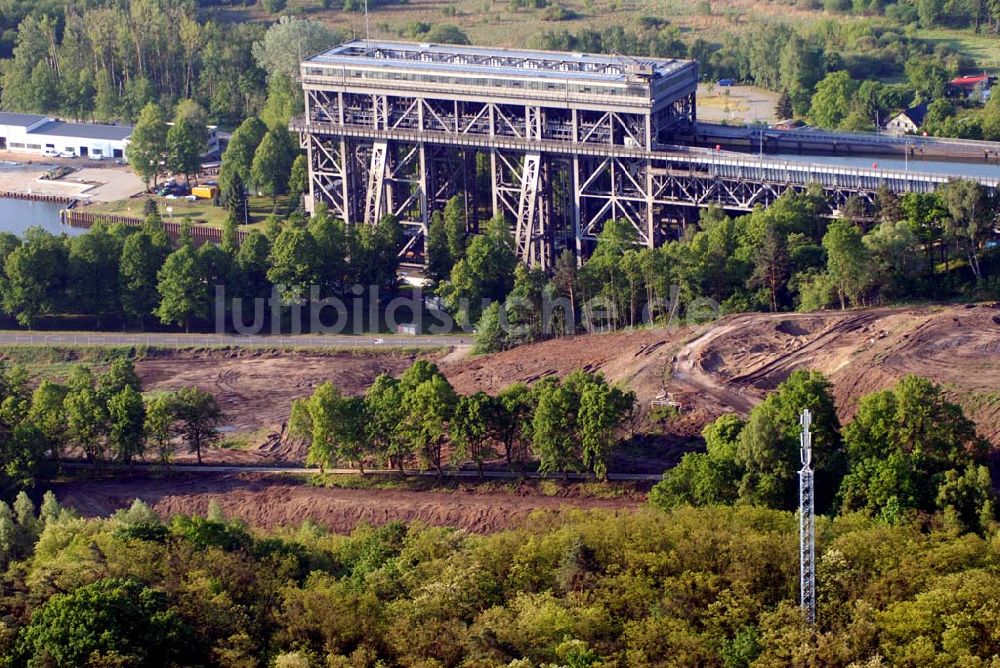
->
[799,408,816,625]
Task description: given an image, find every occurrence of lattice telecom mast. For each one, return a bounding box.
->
[799,408,816,625]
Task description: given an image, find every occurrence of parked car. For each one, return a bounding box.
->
[156,182,190,197]
[717,78,734,87]
[42,148,59,158]
[59,151,77,158]
[88,153,103,161]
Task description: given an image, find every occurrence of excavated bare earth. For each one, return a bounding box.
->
[59,304,998,530]
[53,474,642,534]
[670,303,1000,444]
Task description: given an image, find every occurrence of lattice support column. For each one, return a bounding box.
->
[364,141,388,226]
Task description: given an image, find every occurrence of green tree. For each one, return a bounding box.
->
[155,245,207,332]
[736,370,844,511]
[809,71,858,129]
[578,380,634,480]
[64,371,108,468]
[222,170,250,226]
[750,219,790,312]
[982,92,1000,141]
[839,375,988,525]
[938,179,993,282]
[291,382,370,474]
[251,129,295,207]
[14,578,191,668]
[267,225,321,302]
[98,358,142,402]
[352,214,403,290]
[145,394,176,468]
[775,90,793,120]
[166,117,203,185]
[107,386,146,465]
[307,205,349,292]
[28,380,67,463]
[120,232,166,327]
[532,379,579,477]
[170,387,223,465]
[823,218,870,309]
[901,191,947,282]
[364,373,408,472]
[904,55,952,101]
[438,216,517,325]
[234,231,273,301]
[68,223,122,325]
[126,102,169,190]
[399,372,457,477]
[650,414,744,509]
[778,36,824,114]
[2,228,68,327]
[222,117,268,190]
[443,195,467,264]
[288,154,309,204]
[450,392,497,478]
[492,383,534,472]
[425,210,452,285]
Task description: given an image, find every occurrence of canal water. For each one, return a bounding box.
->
[760,152,1000,180]
[0,198,83,237]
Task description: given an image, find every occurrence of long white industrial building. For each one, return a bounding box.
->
[0,112,132,159]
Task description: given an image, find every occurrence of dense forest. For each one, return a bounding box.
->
[0,345,996,666]
[0,474,999,665]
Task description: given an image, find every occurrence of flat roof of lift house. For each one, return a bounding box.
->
[306,39,694,83]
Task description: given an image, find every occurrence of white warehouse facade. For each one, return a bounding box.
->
[0,112,132,159]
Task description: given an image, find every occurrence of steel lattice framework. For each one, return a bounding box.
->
[800,409,817,625]
[294,40,999,268]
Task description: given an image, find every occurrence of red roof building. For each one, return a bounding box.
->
[950,74,993,89]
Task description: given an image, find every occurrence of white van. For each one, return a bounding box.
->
[42,148,59,158]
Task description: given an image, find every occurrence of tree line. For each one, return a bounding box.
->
[0,358,225,497]
[0,5,341,129]
[5,177,994,339]
[292,360,635,480]
[0,201,401,330]
[652,370,994,534]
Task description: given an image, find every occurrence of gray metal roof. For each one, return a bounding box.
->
[31,120,133,141]
[307,39,691,83]
[0,112,47,127]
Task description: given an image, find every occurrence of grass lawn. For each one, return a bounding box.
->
[86,194,298,229]
[918,29,1000,70]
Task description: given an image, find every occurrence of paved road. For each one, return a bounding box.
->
[0,331,471,349]
[63,462,664,482]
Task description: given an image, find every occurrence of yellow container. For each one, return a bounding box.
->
[192,185,218,200]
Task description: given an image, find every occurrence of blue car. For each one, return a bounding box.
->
[717,78,734,87]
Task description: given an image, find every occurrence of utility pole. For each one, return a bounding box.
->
[799,408,816,625]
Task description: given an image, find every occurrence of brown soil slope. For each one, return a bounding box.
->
[132,304,1000,465]
[441,327,689,406]
[55,474,641,534]
[136,350,418,463]
[674,304,1000,443]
